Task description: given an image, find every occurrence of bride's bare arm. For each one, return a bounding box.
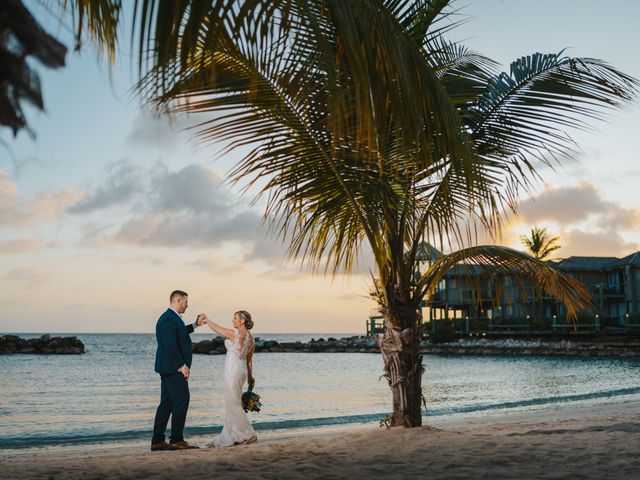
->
[205,318,235,340]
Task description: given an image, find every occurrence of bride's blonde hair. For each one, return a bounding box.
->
[235,310,253,330]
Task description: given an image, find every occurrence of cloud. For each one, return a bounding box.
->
[500,181,640,258]
[245,234,289,263]
[69,162,264,248]
[561,229,638,257]
[127,113,194,150]
[115,255,165,267]
[242,222,375,276]
[218,265,247,275]
[5,267,51,288]
[518,182,640,230]
[258,266,308,282]
[596,208,640,231]
[147,164,232,214]
[0,170,84,227]
[114,209,261,247]
[64,162,380,274]
[190,257,246,275]
[0,238,42,254]
[519,182,606,224]
[68,161,143,214]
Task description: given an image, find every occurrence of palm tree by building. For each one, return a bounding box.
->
[44,0,637,427]
[521,227,561,260]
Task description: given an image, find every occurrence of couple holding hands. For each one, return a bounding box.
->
[151,290,257,451]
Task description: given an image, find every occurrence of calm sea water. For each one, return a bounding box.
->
[1,333,640,450]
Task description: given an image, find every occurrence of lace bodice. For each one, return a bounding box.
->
[224,328,255,360]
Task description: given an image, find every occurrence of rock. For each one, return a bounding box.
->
[193,334,387,354]
[191,334,639,357]
[0,335,84,355]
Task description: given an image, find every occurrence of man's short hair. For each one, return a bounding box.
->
[170,290,188,303]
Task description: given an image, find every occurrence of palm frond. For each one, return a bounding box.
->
[0,0,67,136]
[471,51,638,160]
[64,0,122,61]
[418,51,639,250]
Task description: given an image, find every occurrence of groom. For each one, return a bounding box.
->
[151,290,205,451]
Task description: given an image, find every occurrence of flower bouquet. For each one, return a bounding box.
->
[242,376,262,413]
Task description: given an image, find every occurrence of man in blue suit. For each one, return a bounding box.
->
[151,290,205,451]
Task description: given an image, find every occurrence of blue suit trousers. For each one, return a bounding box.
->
[151,373,190,444]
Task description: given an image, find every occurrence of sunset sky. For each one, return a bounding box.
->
[2,1,639,333]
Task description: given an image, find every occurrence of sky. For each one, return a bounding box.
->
[1,1,639,333]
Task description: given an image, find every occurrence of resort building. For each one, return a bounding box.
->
[424,249,640,332]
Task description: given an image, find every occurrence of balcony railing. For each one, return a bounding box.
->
[427,315,608,334]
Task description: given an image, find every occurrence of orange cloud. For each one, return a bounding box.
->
[0,170,84,227]
[0,238,41,254]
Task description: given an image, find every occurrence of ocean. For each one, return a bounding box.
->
[1,333,640,450]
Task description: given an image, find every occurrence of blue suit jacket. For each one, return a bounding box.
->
[154,308,195,375]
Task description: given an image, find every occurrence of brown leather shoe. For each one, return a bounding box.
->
[170,440,199,450]
[151,442,177,451]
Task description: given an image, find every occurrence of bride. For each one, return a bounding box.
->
[203,310,257,447]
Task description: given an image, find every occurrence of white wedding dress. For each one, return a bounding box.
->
[207,328,256,447]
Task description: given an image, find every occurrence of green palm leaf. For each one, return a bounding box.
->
[471,51,637,160]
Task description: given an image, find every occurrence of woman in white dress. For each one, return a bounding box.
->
[204,310,257,447]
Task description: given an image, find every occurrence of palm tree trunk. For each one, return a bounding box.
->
[377,304,424,427]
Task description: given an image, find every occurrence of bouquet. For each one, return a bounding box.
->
[242,376,262,413]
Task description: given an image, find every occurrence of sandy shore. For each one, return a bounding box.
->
[3,398,639,479]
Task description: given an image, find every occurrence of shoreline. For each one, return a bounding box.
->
[5,388,640,451]
[2,397,639,479]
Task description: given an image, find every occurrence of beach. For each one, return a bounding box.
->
[3,397,639,480]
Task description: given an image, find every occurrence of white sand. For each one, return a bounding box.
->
[3,397,639,479]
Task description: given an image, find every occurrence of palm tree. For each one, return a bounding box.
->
[521,227,561,260]
[63,0,636,427]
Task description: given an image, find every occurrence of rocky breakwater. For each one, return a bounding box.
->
[0,334,85,354]
[193,336,640,357]
[193,335,380,354]
[424,338,640,357]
